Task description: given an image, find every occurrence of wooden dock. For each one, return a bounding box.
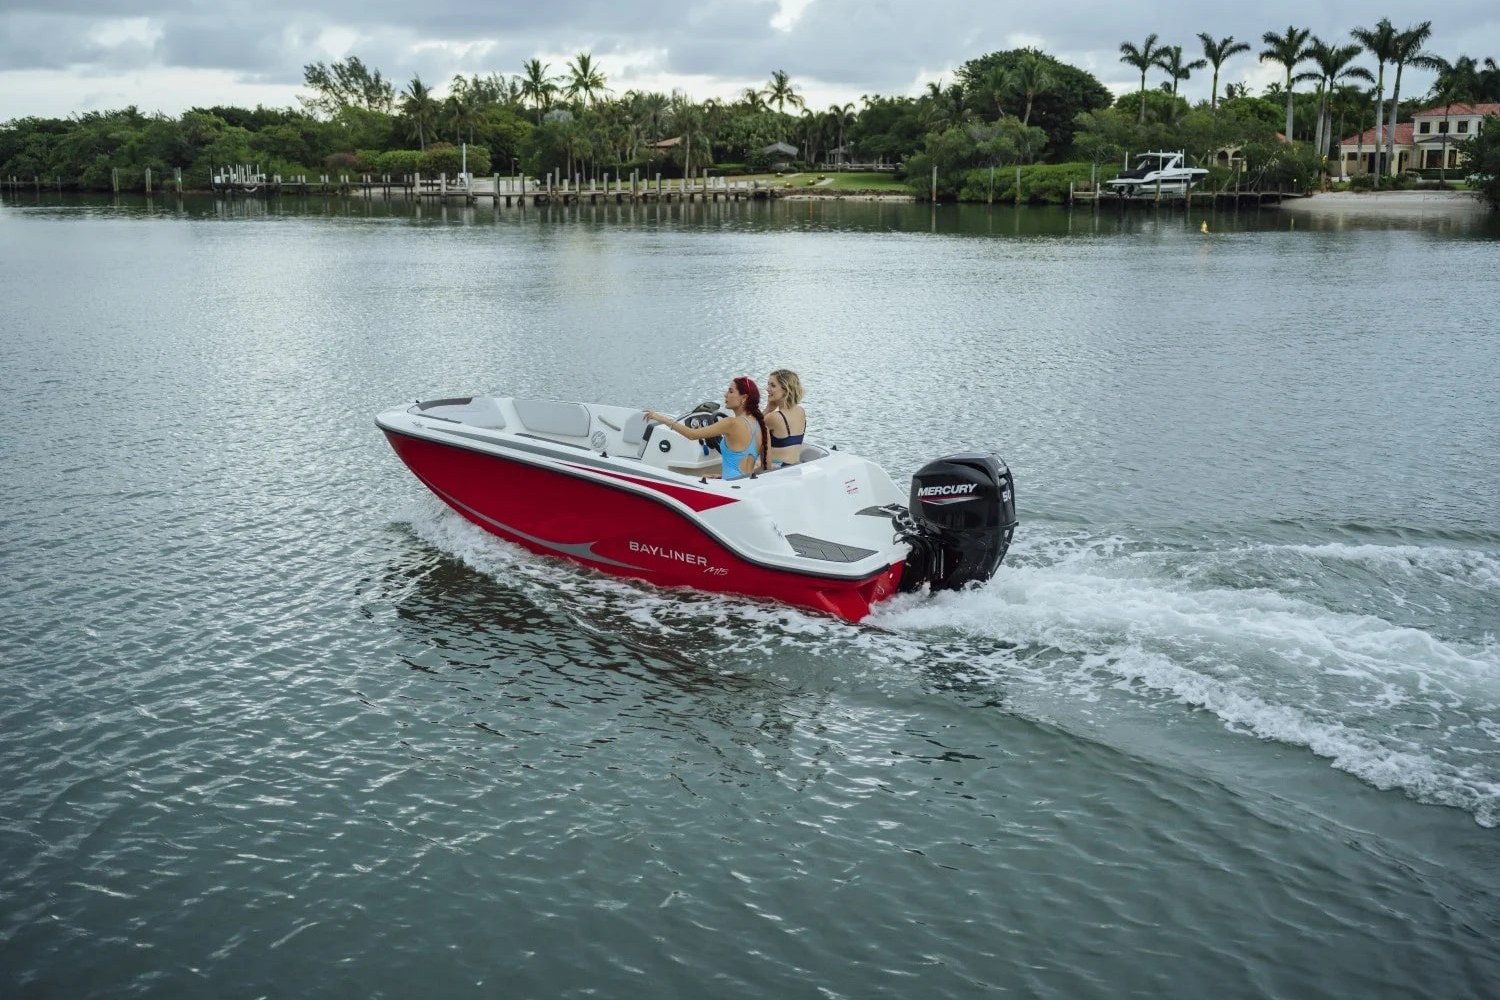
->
[207,165,775,207]
[1067,181,1289,208]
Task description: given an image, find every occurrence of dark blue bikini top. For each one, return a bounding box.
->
[769,410,804,448]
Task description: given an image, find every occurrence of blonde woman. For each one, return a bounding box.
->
[765,369,807,468]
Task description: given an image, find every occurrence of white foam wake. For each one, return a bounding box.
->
[871,531,1500,826]
[399,503,1500,826]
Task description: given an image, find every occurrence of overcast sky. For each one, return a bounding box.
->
[2,1,1495,122]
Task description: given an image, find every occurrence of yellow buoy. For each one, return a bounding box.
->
[1200,220,1209,234]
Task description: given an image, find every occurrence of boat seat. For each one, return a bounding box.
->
[513,398,591,438]
[424,396,507,429]
[620,410,651,458]
[798,444,830,463]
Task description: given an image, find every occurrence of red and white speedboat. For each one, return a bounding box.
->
[377,394,1017,621]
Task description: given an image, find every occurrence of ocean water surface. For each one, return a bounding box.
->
[2,192,1498,998]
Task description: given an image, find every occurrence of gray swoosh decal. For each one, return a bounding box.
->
[424,479,647,571]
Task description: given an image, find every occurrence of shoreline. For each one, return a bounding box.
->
[1276,190,1490,217]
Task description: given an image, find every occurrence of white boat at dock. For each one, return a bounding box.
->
[1105,151,1209,198]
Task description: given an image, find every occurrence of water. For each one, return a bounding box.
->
[2,193,1499,998]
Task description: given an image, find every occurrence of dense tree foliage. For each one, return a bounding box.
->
[956,49,1113,157]
[1459,117,1500,207]
[1,29,1494,207]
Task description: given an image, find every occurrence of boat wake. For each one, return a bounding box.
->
[872,530,1500,827]
[399,501,1500,827]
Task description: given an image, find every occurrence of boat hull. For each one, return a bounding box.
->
[383,429,904,621]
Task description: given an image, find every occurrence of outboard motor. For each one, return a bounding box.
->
[896,453,1017,593]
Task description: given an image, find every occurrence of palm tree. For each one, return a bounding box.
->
[1427,56,1479,181]
[798,108,825,165]
[1350,19,1398,180]
[1328,84,1370,174]
[632,91,670,143]
[831,102,856,167]
[1119,34,1164,125]
[667,92,709,183]
[1429,55,1482,104]
[565,52,609,107]
[1480,58,1500,102]
[982,65,1010,120]
[520,59,557,124]
[1198,34,1251,111]
[739,87,768,113]
[1306,40,1373,160]
[1154,45,1207,106]
[1261,25,1314,141]
[401,75,438,150]
[1385,22,1441,178]
[765,69,804,140]
[1007,50,1053,128]
[443,77,481,144]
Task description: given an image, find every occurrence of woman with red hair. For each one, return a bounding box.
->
[645,376,769,480]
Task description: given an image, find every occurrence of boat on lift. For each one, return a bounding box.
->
[376,394,1017,621]
[1105,150,1208,198]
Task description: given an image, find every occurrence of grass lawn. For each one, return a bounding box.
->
[725,171,910,192]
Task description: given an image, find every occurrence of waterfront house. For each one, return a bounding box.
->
[1337,103,1500,176]
[761,142,799,169]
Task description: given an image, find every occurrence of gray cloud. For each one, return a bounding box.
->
[2,0,1495,116]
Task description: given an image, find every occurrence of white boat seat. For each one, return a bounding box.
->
[513,398,591,438]
[798,444,830,463]
[620,410,651,457]
[424,396,507,429]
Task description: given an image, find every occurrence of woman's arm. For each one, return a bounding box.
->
[644,411,745,446]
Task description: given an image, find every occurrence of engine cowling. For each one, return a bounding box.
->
[896,453,1017,593]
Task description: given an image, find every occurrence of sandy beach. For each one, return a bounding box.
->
[1276,189,1490,216]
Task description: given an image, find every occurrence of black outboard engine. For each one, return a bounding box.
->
[895,453,1017,593]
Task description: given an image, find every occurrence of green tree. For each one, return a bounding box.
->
[958,50,1111,157]
[1154,45,1207,107]
[667,93,711,180]
[765,70,805,140]
[765,69,805,116]
[1350,19,1398,181]
[1306,40,1372,163]
[401,76,439,150]
[1072,106,1140,170]
[904,125,980,199]
[1006,50,1053,127]
[1198,34,1251,111]
[1260,26,1313,141]
[441,76,482,144]
[520,59,558,124]
[1386,22,1442,176]
[1119,34,1165,125]
[301,57,395,117]
[565,52,609,107]
[846,95,926,165]
[1457,116,1500,208]
[1480,58,1500,102]
[1427,57,1478,182]
[830,102,856,166]
[1429,56,1482,105]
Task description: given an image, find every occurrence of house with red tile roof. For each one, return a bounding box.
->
[1337,103,1500,177]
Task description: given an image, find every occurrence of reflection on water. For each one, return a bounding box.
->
[7,190,1498,239]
